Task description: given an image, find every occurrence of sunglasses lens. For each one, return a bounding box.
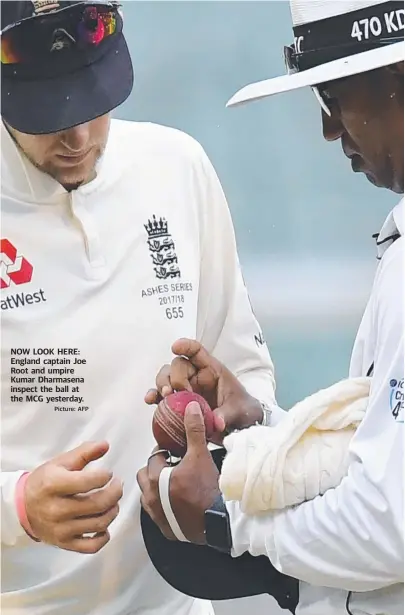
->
[76,6,116,45]
[1,35,20,64]
[283,42,333,116]
[1,4,118,64]
[283,45,297,75]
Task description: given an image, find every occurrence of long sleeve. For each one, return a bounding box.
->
[227,239,404,591]
[192,146,283,422]
[1,470,28,545]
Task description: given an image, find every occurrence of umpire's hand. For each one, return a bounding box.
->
[137,402,220,544]
[145,338,265,445]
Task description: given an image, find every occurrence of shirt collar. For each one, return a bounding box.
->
[374,199,404,260]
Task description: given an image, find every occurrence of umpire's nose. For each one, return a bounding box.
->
[322,109,345,142]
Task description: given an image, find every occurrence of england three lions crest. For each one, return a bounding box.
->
[144,215,181,280]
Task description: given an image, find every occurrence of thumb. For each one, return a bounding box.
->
[56,441,110,471]
[184,402,207,452]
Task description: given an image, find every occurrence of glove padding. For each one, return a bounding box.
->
[219,377,370,513]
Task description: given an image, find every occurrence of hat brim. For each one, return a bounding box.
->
[140,448,299,613]
[1,34,133,135]
[227,42,404,107]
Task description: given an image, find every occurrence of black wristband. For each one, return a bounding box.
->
[204,493,233,555]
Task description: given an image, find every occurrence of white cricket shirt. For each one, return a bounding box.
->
[228,199,404,615]
[0,118,277,615]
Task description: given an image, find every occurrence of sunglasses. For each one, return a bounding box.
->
[284,45,332,116]
[1,2,121,65]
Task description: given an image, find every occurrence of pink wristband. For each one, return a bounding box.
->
[15,472,40,542]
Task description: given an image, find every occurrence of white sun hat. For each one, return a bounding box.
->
[227,0,404,109]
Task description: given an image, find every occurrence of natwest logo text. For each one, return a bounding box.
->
[1,288,47,311]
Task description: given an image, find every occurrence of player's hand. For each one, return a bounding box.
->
[138,402,220,544]
[145,338,264,445]
[24,441,123,553]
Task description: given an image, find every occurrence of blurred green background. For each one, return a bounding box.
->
[114,0,397,409]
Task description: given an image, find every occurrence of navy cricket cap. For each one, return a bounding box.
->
[1,1,133,134]
[141,448,299,613]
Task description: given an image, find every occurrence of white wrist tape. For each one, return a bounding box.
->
[158,467,189,542]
